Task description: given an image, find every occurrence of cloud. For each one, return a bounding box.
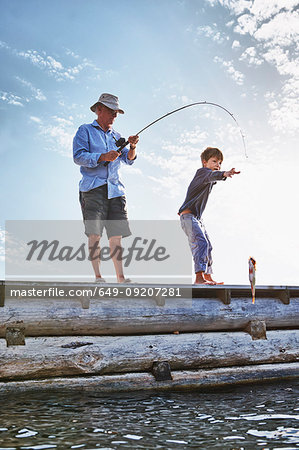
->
[0,78,46,107]
[234,7,299,48]
[30,116,42,123]
[254,10,299,47]
[196,24,229,44]
[231,1,299,50]
[168,94,194,105]
[0,91,24,106]
[147,174,184,199]
[15,77,47,101]
[121,166,143,175]
[212,0,298,19]
[176,126,209,146]
[16,48,91,81]
[65,48,80,59]
[0,40,99,81]
[214,56,245,85]
[141,152,185,174]
[262,45,299,132]
[239,46,263,66]
[232,40,241,49]
[265,86,299,133]
[139,115,246,198]
[0,40,10,50]
[35,116,76,157]
[207,0,299,134]
[234,12,258,35]
[263,46,298,77]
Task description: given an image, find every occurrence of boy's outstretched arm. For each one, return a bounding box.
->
[223,168,240,178]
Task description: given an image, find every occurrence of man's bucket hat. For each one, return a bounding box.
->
[90,93,124,114]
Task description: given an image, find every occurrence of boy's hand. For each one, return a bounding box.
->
[224,168,240,178]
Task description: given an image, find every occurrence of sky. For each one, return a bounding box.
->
[0,0,298,285]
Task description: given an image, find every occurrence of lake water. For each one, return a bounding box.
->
[0,381,298,449]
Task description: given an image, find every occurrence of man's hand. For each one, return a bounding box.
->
[224,168,240,178]
[98,150,120,163]
[128,135,139,150]
[127,135,139,160]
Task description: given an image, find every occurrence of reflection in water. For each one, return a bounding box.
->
[0,381,298,448]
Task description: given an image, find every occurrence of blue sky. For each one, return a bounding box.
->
[1,0,298,284]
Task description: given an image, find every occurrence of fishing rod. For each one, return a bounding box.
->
[104,101,247,166]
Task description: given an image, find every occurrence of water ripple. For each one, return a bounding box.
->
[0,381,298,448]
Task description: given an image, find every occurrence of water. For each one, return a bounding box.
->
[0,381,298,449]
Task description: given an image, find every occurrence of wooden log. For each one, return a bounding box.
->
[0,295,298,336]
[0,362,298,394]
[0,330,298,381]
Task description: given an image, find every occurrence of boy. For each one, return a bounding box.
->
[178,147,240,285]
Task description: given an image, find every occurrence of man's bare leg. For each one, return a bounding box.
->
[88,234,104,280]
[109,236,126,282]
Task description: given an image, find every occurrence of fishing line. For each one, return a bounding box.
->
[105,101,247,166]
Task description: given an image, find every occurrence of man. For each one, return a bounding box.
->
[73,93,139,283]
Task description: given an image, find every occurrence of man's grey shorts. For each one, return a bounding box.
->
[79,184,131,238]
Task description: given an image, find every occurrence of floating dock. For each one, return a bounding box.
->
[0,281,298,393]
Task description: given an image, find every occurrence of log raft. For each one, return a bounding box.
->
[0,281,298,393]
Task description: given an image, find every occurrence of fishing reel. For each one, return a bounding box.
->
[114,136,129,153]
[115,137,127,148]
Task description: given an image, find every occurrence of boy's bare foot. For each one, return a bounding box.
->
[204,274,224,285]
[194,272,214,285]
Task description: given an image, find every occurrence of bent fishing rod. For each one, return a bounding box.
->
[104,101,247,166]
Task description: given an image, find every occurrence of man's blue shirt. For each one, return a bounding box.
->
[73,120,135,198]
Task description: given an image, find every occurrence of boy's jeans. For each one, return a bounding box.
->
[180,213,213,274]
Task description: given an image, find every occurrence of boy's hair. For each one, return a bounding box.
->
[201,147,223,164]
